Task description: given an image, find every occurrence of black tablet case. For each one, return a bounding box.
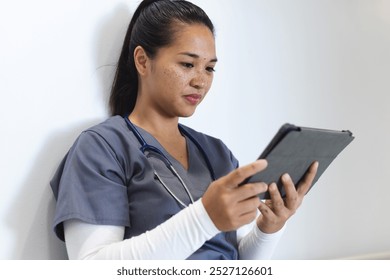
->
[244,124,354,199]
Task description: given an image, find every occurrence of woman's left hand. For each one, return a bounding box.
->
[257,161,319,234]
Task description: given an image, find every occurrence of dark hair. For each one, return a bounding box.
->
[109,0,215,116]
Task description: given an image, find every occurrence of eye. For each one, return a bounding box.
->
[181,62,194,68]
[206,66,216,73]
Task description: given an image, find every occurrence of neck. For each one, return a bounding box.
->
[129,110,181,140]
[129,101,189,170]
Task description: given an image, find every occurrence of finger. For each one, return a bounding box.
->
[267,182,285,213]
[234,182,268,202]
[238,209,259,225]
[297,161,319,196]
[222,159,268,188]
[237,195,262,216]
[281,173,299,209]
[258,200,276,219]
[264,199,273,208]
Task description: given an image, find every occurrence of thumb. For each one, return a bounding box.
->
[222,159,268,188]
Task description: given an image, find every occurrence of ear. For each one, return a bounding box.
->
[134,46,150,76]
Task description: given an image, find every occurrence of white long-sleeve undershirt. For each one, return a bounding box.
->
[64,199,284,260]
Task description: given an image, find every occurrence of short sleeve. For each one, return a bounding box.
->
[50,130,129,241]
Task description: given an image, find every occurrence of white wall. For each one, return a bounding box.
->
[1,0,389,260]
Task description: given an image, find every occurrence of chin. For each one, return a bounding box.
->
[176,106,196,118]
[179,110,196,118]
[180,113,195,118]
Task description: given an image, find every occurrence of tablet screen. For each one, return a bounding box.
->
[242,124,354,199]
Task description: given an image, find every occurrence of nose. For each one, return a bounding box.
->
[190,71,208,90]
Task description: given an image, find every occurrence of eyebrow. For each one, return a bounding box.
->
[178,52,218,63]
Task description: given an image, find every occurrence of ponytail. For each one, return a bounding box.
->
[109,0,154,116]
[109,0,214,116]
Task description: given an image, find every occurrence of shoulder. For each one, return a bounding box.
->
[51,116,132,195]
[60,116,134,172]
[83,116,128,140]
[76,116,130,151]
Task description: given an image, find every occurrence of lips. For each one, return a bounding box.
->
[184,94,202,105]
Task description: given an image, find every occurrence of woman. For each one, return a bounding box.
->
[51,0,318,260]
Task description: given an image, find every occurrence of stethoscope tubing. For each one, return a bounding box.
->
[123,115,215,207]
[123,115,215,180]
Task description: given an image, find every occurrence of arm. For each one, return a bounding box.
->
[64,160,268,260]
[237,161,319,260]
[257,162,318,234]
[65,204,285,260]
[237,215,285,260]
[65,160,315,260]
[64,199,219,260]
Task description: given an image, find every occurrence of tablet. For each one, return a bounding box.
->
[242,124,354,199]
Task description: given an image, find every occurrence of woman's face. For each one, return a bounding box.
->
[138,23,217,119]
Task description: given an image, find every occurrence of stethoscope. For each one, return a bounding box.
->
[124,115,216,208]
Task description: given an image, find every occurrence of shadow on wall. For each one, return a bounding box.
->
[6,3,132,259]
[93,3,132,110]
[7,122,100,259]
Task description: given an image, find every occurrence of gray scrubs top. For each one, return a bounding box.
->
[51,116,239,259]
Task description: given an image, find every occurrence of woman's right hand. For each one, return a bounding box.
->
[202,160,268,232]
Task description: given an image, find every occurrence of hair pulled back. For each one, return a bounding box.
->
[109,0,215,116]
